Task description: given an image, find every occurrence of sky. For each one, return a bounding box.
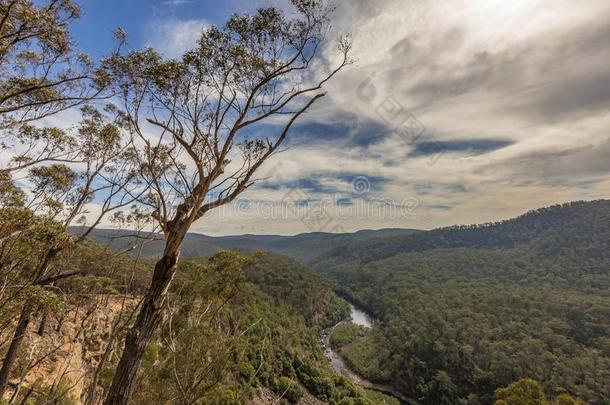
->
[33,0,610,235]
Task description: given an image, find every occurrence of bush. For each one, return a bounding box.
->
[275,377,304,404]
[330,323,368,348]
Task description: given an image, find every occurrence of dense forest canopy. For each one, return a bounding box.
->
[316,200,610,404]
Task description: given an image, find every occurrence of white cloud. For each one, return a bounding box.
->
[7,1,610,236]
[144,18,209,58]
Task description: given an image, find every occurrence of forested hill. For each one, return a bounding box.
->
[313,199,610,267]
[135,252,388,404]
[1,240,396,404]
[314,199,610,404]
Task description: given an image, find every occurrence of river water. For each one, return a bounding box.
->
[321,302,417,404]
[349,303,372,328]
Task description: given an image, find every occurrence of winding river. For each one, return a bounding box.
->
[321,303,418,405]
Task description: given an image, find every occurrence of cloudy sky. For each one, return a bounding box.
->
[52,0,610,234]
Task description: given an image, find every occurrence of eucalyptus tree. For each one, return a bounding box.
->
[0,106,142,396]
[0,0,114,130]
[103,1,351,402]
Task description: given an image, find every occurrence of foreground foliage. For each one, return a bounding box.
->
[1,244,381,404]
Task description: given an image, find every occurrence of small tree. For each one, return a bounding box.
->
[494,379,585,405]
[494,379,548,405]
[103,1,350,402]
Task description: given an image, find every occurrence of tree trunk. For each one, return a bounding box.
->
[36,312,49,336]
[0,305,32,397]
[103,250,180,405]
[0,249,57,397]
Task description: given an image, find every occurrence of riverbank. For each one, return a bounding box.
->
[321,305,419,405]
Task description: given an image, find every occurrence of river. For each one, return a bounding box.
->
[321,303,418,405]
[349,304,372,328]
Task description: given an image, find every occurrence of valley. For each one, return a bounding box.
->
[2,0,608,403]
[3,200,609,404]
[80,199,610,404]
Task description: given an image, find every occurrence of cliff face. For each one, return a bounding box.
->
[2,296,137,404]
[4,294,337,405]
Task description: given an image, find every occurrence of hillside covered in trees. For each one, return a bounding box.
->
[315,200,610,404]
[133,252,389,404]
[0,238,395,404]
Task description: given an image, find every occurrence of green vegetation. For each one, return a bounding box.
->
[330,323,369,348]
[4,155,609,405]
[494,379,585,405]
[363,389,400,405]
[339,333,393,384]
[316,200,610,404]
[1,240,376,403]
[132,252,375,404]
[242,253,350,329]
[328,323,393,382]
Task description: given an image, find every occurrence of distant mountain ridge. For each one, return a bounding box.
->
[76,199,610,265]
[74,226,422,262]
